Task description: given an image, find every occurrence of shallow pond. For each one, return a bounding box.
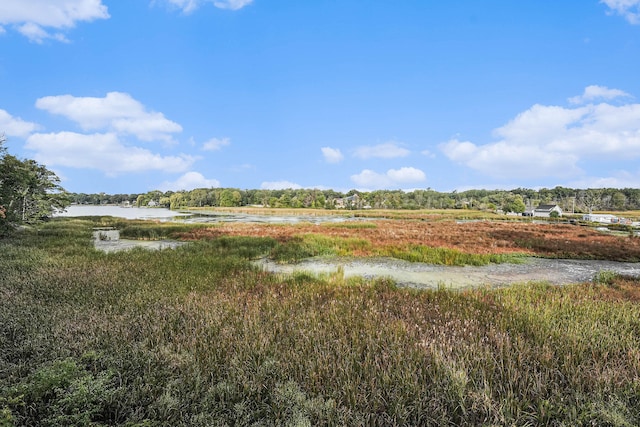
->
[56,205,189,220]
[255,256,640,289]
[93,239,186,253]
[177,211,368,225]
[57,205,363,224]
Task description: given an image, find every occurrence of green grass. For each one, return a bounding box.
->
[270,234,372,263]
[1,219,640,426]
[118,221,210,240]
[383,244,524,266]
[270,233,524,265]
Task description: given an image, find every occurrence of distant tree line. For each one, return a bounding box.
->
[69,186,640,213]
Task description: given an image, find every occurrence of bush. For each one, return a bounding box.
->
[5,358,121,426]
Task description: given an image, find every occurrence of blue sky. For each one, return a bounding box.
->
[1,0,640,194]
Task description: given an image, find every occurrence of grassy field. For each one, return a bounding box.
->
[2,218,640,426]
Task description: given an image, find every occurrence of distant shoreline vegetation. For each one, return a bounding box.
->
[69,186,640,213]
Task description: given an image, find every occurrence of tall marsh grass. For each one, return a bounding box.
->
[270,234,372,262]
[385,244,523,266]
[270,233,523,265]
[1,219,640,425]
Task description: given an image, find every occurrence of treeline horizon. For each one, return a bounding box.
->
[68,186,640,213]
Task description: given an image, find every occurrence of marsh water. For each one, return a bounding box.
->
[178,211,366,224]
[63,206,640,288]
[255,256,640,289]
[57,205,362,224]
[56,205,189,220]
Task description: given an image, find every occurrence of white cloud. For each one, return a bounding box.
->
[440,86,640,180]
[353,142,410,159]
[36,92,182,142]
[440,139,581,179]
[260,180,302,190]
[421,149,435,158]
[18,22,68,43]
[160,0,252,13]
[493,104,588,143]
[321,146,344,163]
[158,171,220,191]
[568,85,632,104]
[213,0,253,10]
[601,0,640,24]
[202,137,230,151]
[387,167,427,183]
[351,167,426,190]
[0,109,40,138]
[570,170,640,189]
[25,132,195,175]
[0,0,109,42]
[161,0,199,14]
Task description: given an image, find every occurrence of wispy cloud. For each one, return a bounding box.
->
[440,86,640,180]
[353,142,410,159]
[568,85,631,104]
[160,0,253,14]
[158,171,220,191]
[351,167,426,190]
[570,170,640,189]
[202,137,230,151]
[260,180,302,190]
[213,0,253,11]
[421,149,435,158]
[321,147,344,163]
[0,0,110,43]
[36,92,182,142]
[601,0,640,24]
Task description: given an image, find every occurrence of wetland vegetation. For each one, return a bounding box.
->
[2,215,640,426]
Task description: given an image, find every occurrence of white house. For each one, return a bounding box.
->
[533,204,563,218]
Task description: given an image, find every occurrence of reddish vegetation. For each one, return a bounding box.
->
[180,220,640,261]
[596,277,640,302]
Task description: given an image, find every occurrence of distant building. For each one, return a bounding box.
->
[582,214,616,223]
[334,194,361,209]
[533,204,563,218]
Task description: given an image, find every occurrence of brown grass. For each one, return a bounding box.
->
[178,220,640,261]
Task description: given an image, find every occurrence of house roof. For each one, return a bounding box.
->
[535,204,560,211]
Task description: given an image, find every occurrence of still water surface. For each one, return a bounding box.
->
[56,205,187,220]
[57,205,360,224]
